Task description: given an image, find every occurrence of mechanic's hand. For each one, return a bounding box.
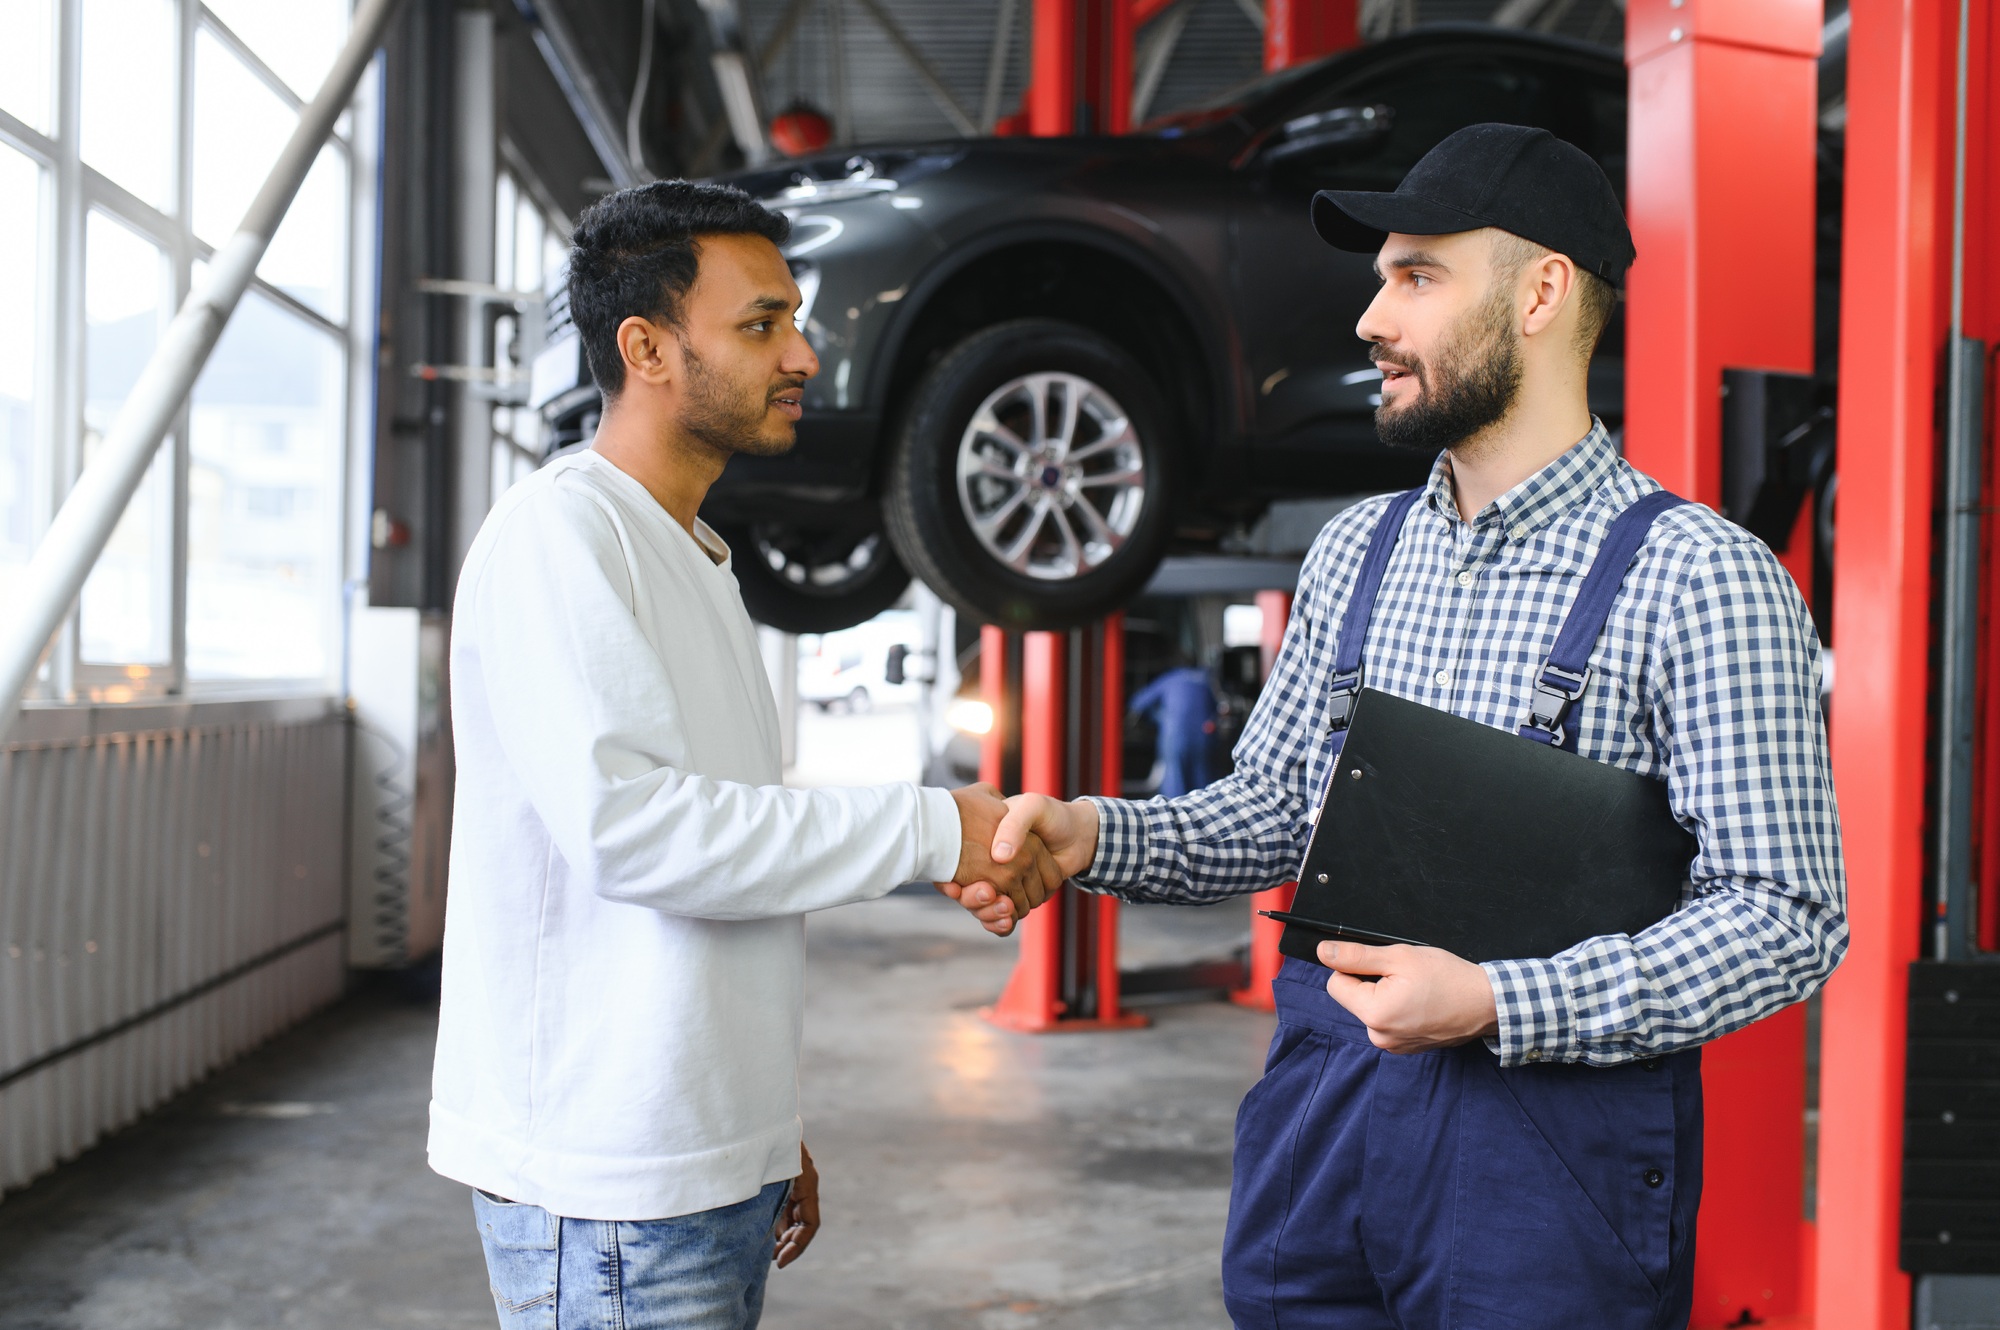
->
[1317,939,1500,1054]
[942,784,1065,933]
[990,792,1102,880]
[773,1144,820,1269]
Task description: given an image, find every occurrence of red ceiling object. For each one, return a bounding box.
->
[769,103,835,157]
[1029,0,1134,135]
[1818,0,1985,1324]
[1264,0,1360,71]
[1623,3,1822,1326]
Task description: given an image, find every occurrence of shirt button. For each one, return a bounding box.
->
[1456,570,1474,588]
[1433,669,1450,687]
[1510,524,1529,541]
[1525,1049,1543,1062]
[1643,1168,1665,1189]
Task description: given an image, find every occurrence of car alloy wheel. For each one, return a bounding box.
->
[711,516,912,634]
[954,372,1148,582]
[754,526,890,591]
[884,318,1176,630]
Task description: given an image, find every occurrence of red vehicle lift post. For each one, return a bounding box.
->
[980,622,1148,1032]
[1232,588,1298,1011]
[986,5,1146,1034]
[1224,4,1358,1011]
[1623,2,1822,1324]
[1264,0,1361,70]
[1819,2,1998,1326]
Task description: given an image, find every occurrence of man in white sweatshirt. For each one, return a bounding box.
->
[429,180,1060,1330]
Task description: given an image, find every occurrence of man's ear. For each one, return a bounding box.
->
[1519,253,1577,341]
[617,315,679,391]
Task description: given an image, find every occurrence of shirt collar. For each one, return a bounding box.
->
[1421,418,1617,542]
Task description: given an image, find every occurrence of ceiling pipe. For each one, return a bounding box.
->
[510,0,647,188]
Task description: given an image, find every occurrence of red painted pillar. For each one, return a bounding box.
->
[1623,4,1822,1326]
[1263,0,1360,71]
[1030,0,1134,136]
[1816,1,1959,1326]
[1235,589,1297,1011]
[984,618,1146,1033]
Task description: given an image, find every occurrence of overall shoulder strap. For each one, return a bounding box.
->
[1518,488,1687,751]
[1325,487,1425,733]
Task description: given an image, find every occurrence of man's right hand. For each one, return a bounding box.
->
[992,794,1100,880]
[942,785,1066,930]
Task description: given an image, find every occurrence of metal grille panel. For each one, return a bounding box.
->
[0,713,348,1197]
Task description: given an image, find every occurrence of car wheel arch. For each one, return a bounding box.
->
[864,222,1237,488]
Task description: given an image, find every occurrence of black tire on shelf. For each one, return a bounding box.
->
[713,517,912,635]
[882,319,1176,630]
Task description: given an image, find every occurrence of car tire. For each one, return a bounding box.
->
[883,319,1175,630]
[713,517,912,635]
[845,686,871,714]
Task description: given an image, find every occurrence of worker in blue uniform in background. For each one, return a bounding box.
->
[1128,657,1218,797]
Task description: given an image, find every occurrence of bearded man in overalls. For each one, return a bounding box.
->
[966,124,1848,1328]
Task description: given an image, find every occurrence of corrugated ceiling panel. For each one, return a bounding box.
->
[738,0,1622,150]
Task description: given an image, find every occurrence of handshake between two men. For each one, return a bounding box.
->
[937,785,1099,936]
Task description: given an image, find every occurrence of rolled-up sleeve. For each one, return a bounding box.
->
[1079,511,1374,903]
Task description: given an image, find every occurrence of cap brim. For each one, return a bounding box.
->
[1310,190,1496,252]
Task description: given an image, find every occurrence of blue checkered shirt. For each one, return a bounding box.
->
[1080,423,1847,1067]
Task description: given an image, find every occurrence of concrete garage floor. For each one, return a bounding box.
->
[0,891,1272,1330]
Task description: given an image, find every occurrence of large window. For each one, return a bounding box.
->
[0,0,370,699]
[488,169,570,506]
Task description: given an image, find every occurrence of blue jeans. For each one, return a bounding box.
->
[472,1183,790,1329]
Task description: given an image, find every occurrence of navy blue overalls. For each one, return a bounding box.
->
[1220,488,1705,1330]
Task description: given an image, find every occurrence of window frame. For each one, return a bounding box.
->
[0,0,375,703]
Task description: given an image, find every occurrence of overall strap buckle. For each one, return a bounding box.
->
[1518,662,1591,747]
[1325,668,1364,732]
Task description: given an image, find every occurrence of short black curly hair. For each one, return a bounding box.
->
[566,180,792,398]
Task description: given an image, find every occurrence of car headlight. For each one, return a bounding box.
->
[947,698,994,736]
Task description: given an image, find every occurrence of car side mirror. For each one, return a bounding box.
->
[885,643,908,685]
[1259,103,1394,168]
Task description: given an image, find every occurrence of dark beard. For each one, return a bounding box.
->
[677,341,793,459]
[1373,287,1523,453]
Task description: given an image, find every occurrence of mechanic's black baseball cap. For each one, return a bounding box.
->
[1310,122,1636,284]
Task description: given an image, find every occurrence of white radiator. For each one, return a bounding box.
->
[0,701,348,1197]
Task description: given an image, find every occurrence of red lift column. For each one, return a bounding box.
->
[1817,3,1968,1327]
[1263,0,1360,70]
[1029,0,1134,136]
[981,621,1148,1032]
[1233,589,1297,1011]
[982,1,1149,1035]
[1228,5,1356,1012]
[1623,3,1821,1326]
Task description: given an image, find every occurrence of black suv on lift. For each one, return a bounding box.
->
[541,23,1840,633]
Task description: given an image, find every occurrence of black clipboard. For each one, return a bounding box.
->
[1276,688,1695,966]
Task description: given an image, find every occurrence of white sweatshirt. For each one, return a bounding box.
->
[427,449,961,1221]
